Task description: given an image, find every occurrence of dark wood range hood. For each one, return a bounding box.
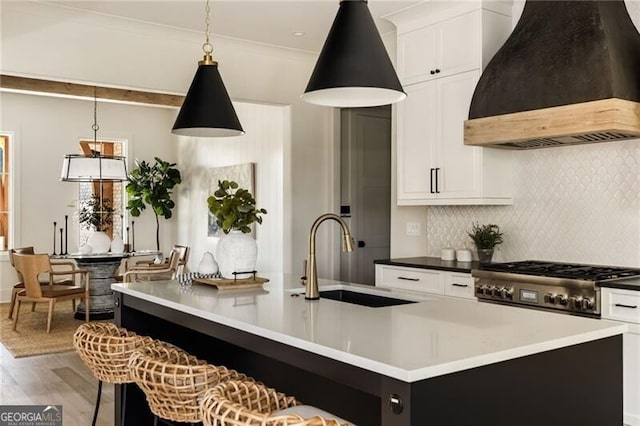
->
[464,1,640,149]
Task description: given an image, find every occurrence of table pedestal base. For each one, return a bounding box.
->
[74,258,122,320]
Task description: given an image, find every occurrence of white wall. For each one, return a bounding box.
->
[0,91,177,300]
[176,102,290,275]
[0,1,338,301]
[3,93,177,251]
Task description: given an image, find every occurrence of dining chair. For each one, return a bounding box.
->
[130,244,190,274]
[122,246,187,282]
[122,250,180,282]
[173,244,190,275]
[12,253,90,333]
[8,247,78,319]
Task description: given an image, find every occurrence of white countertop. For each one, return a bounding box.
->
[112,274,627,382]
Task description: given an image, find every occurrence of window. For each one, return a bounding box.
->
[77,139,127,245]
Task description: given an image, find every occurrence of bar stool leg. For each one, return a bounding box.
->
[92,380,103,426]
[121,383,127,426]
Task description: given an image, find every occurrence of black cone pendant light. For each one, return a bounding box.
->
[302,0,406,108]
[172,0,244,137]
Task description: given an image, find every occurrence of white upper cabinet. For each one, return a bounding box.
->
[399,24,438,85]
[399,11,480,85]
[437,71,482,199]
[390,4,514,206]
[396,80,437,201]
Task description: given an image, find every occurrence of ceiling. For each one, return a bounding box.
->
[47,1,423,52]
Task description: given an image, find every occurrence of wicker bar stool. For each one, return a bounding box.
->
[200,380,353,426]
[73,322,153,426]
[128,340,248,426]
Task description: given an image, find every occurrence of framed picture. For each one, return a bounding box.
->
[207,163,255,237]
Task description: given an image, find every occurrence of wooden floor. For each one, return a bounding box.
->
[0,344,115,426]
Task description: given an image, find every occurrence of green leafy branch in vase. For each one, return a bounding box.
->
[207,180,267,234]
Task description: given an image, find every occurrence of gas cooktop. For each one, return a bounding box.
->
[479,260,640,282]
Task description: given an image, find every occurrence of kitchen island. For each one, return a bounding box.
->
[112,275,626,426]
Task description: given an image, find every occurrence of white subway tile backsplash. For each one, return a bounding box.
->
[426,139,640,267]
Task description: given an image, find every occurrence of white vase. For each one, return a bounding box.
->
[87,231,111,254]
[198,252,219,275]
[216,230,257,279]
[111,235,125,253]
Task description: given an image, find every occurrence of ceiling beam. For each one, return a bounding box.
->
[0,74,184,107]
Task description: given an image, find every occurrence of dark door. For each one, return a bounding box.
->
[340,106,391,285]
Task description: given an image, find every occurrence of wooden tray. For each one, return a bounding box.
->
[192,276,269,291]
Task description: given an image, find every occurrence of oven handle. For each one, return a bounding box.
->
[614,303,638,309]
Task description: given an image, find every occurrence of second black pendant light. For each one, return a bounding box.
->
[302,0,406,108]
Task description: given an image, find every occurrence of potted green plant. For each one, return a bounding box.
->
[207,180,267,278]
[467,222,503,263]
[207,180,267,234]
[126,157,182,251]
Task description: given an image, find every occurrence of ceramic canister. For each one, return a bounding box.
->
[456,248,473,262]
[441,247,455,261]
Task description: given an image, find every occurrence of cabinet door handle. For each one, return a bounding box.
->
[452,283,469,288]
[430,69,436,75]
[430,168,435,193]
[435,168,440,193]
[398,276,420,282]
[435,69,441,74]
[614,303,638,309]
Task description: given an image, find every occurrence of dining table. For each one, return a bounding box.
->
[52,250,161,320]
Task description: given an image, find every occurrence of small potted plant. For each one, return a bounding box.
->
[207,180,267,278]
[467,222,503,263]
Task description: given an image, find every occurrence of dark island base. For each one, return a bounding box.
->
[115,293,622,426]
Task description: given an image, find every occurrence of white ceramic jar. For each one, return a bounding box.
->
[441,247,456,261]
[110,235,125,253]
[87,231,111,254]
[456,248,473,262]
[216,230,257,279]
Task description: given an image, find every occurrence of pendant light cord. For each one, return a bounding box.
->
[200,0,215,64]
[92,87,100,147]
[92,86,104,231]
[202,0,213,57]
[204,0,211,49]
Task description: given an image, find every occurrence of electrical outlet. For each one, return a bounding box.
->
[406,222,421,236]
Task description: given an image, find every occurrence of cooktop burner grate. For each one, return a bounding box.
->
[481,260,640,282]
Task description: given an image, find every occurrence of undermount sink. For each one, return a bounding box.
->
[319,289,417,308]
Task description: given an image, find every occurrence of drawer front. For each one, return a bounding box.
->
[444,272,475,299]
[602,288,640,324]
[375,265,444,294]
